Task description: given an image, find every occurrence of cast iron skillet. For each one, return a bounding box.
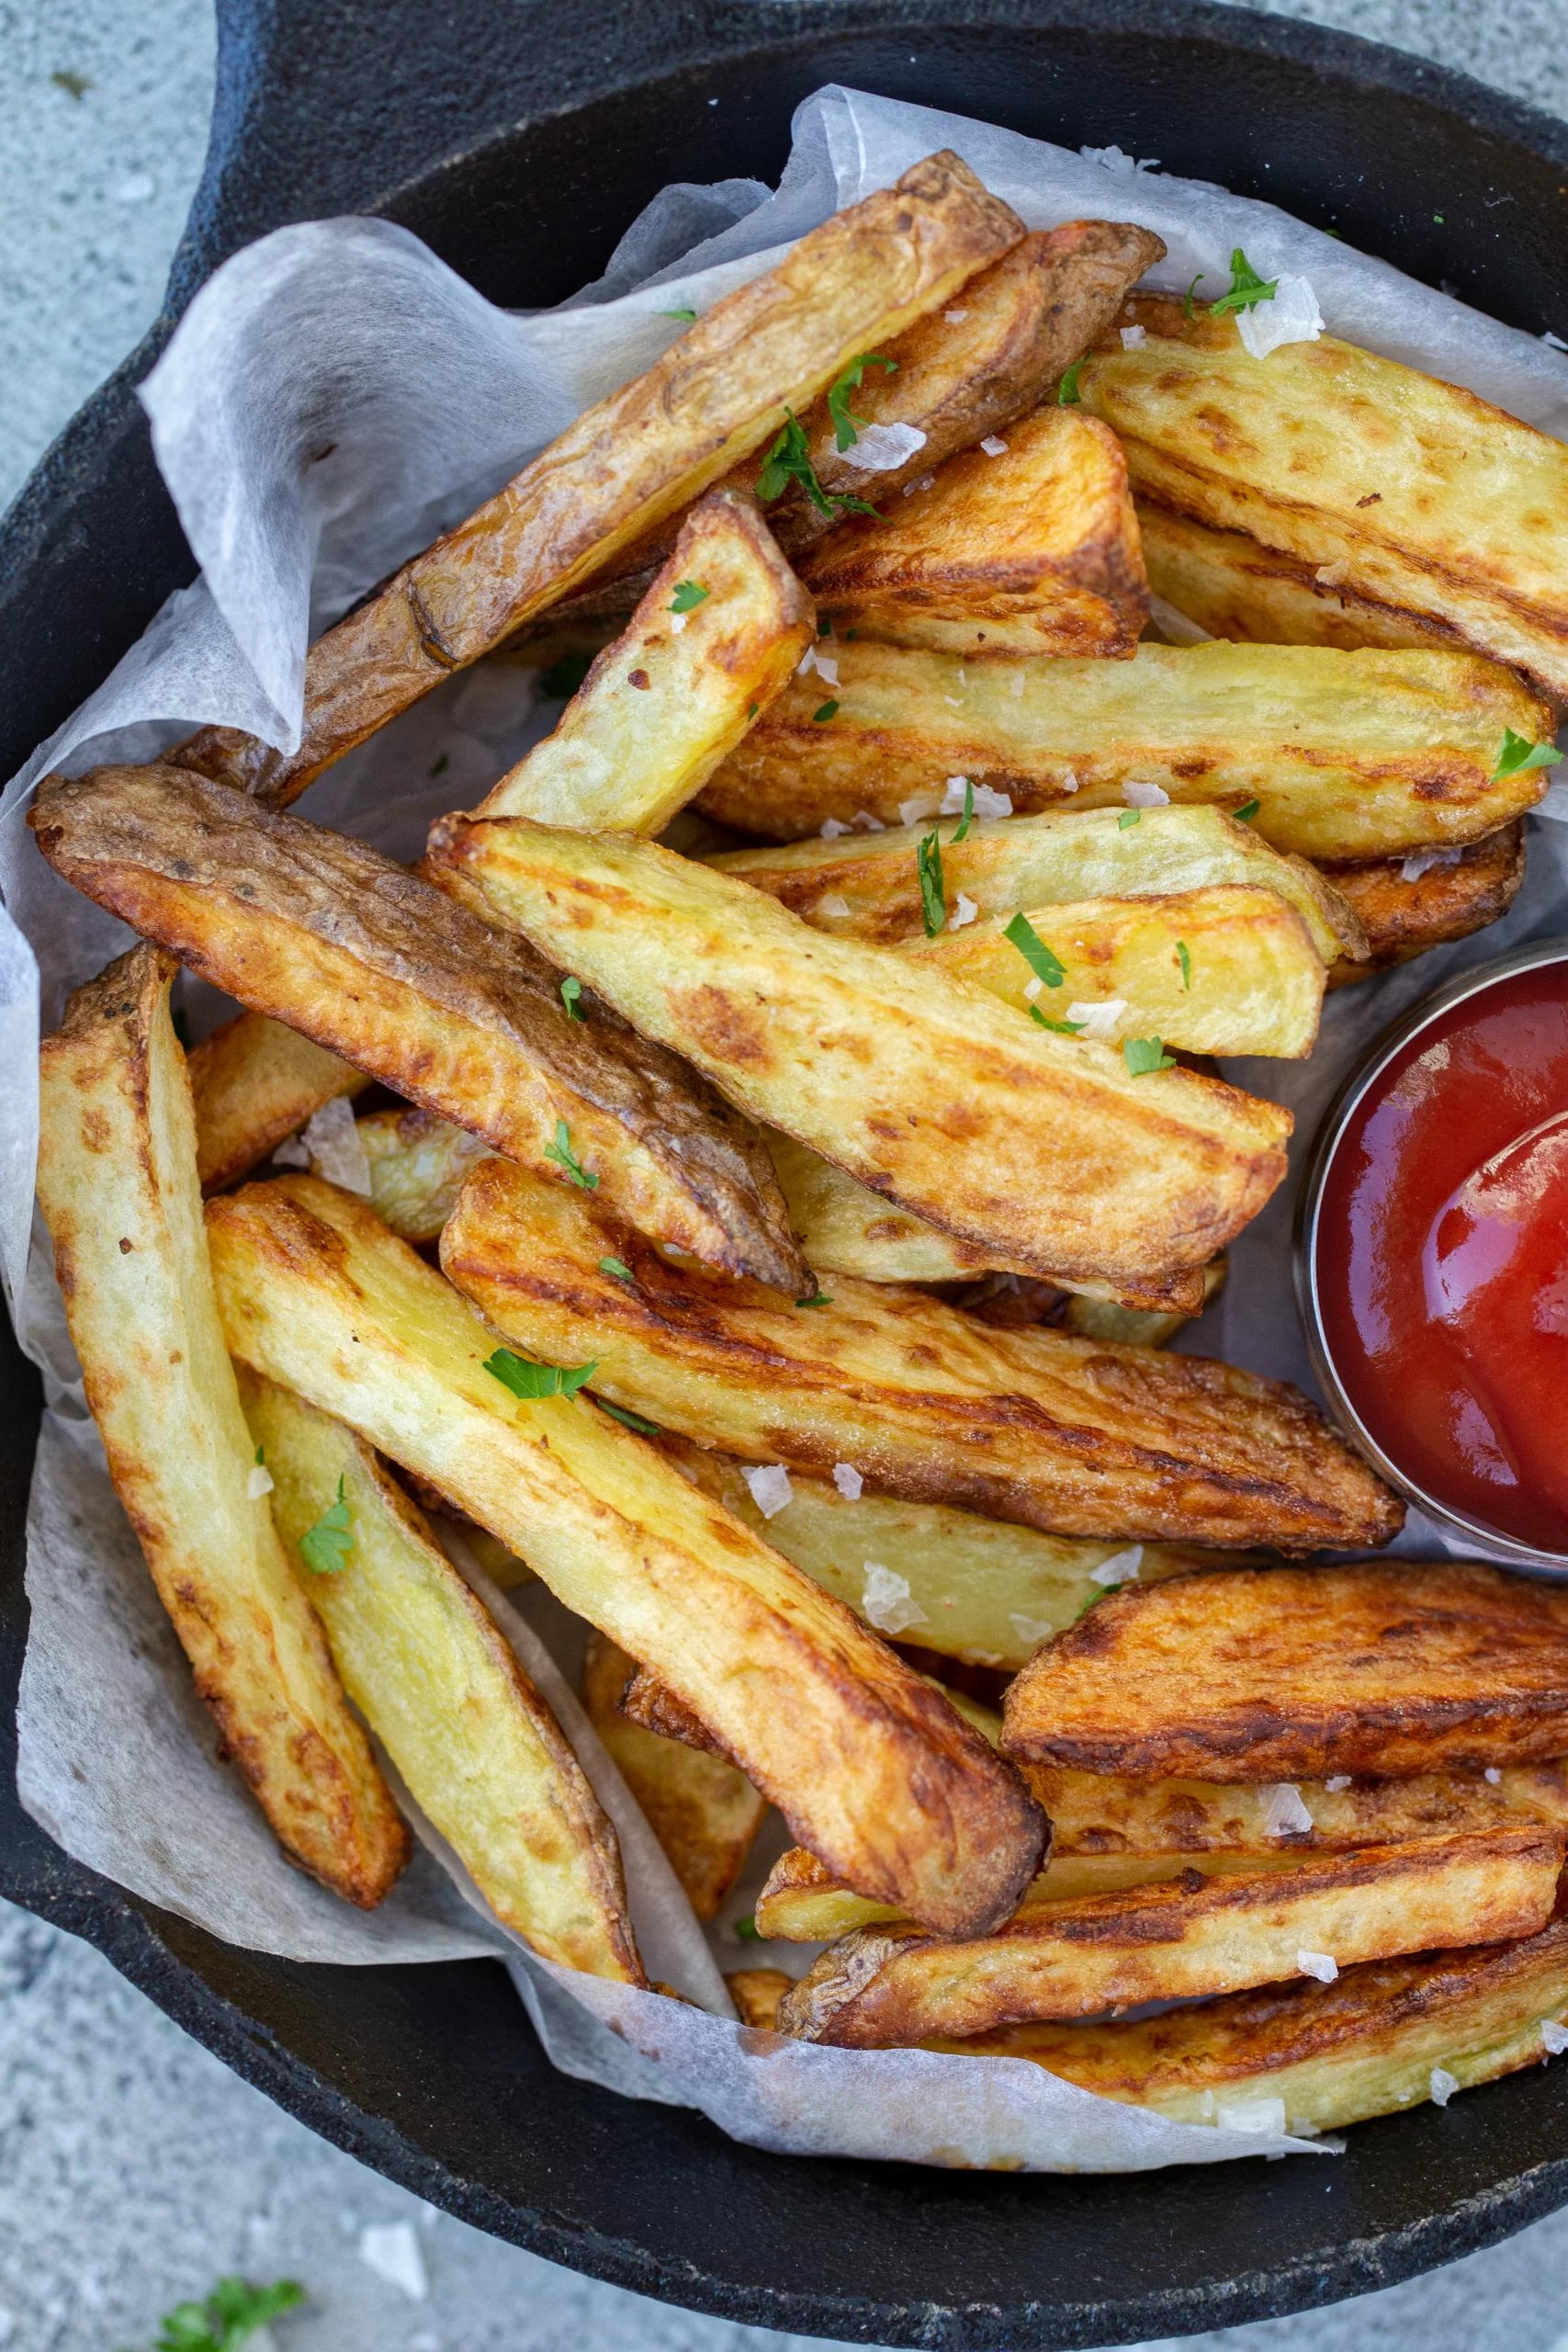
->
[6,3,1568,2341]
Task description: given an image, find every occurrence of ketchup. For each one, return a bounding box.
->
[1314,960,1568,1554]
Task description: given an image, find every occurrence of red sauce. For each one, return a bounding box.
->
[1314,960,1568,1554]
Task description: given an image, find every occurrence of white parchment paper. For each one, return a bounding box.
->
[4,82,1568,2171]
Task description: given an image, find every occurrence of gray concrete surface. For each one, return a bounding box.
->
[7,2,1568,2345]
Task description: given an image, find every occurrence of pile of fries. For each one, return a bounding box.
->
[28,150,1568,2146]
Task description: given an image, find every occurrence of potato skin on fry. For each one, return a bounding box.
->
[425,809,1293,1291]
[1003,1563,1568,1781]
[439,1155,1401,1552]
[166,153,1023,807]
[189,1011,365,1193]
[204,1175,1047,1937]
[36,947,409,1906]
[773,1826,1564,2042]
[1325,822,1527,986]
[31,762,803,1289]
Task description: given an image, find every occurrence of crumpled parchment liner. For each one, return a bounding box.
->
[4,81,1567,2171]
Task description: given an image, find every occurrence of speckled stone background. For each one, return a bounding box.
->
[7,3,1568,2346]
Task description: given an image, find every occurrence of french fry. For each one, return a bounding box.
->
[164,154,1022,808]
[948,1920,1568,2134]
[727,1968,796,2029]
[203,1175,1047,1936]
[797,407,1148,658]
[1002,1563,1568,1781]
[906,884,1327,1058]
[1080,297,1568,702]
[1325,822,1527,986]
[439,1155,1401,1551]
[35,947,409,1905]
[655,1434,1215,1668]
[581,1634,766,1919]
[241,1371,642,1975]
[474,491,813,833]
[1050,1258,1227,1346]
[424,810,1293,1291]
[189,1012,365,1192]
[696,638,1552,858]
[708,800,1360,965]
[31,763,804,1289]
[773,1827,1565,2043]
[541,221,1168,624]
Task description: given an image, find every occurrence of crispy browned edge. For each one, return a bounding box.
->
[773,1826,1566,2043]
[28,761,806,1289]
[1001,1562,1568,1781]
[621,1665,739,1760]
[162,153,1024,807]
[1324,823,1528,986]
[537,220,1168,627]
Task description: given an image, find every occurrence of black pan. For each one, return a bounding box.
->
[4,4,1568,2342]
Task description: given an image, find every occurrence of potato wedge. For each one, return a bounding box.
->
[773,1827,1564,2042]
[581,1632,766,1919]
[241,1371,641,1975]
[727,1968,796,2030]
[189,1012,365,1193]
[164,154,1021,808]
[906,883,1327,1058]
[204,1175,1046,1936]
[31,763,803,1290]
[425,810,1293,1291]
[655,1435,1215,1668]
[1048,1258,1227,1347]
[1003,1563,1568,1781]
[1325,822,1527,986]
[708,800,1360,965]
[798,407,1147,658]
[357,1108,493,1242]
[439,1155,1402,1551]
[1080,297,1568,702]
[542,221,1169,623]
[952,1919,1568,2135]
[697,638,1552,858]
[475,491,813,833]
[1137,501,1477,658]
[36,947,408,1905]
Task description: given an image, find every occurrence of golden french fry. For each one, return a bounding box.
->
[581,1633,766,1919]
[31,763,804,1289]
[1080,297,1568,701]
[697,638,1551,858]
[906,883,1326,1057]
[241,1371,641,1976]
[949,1920,1568,2135]
[164,154,1023,807]
[439,1154,1402,1552]
[203,1174,1046,1937]
[1002,1563,1568,1781]
[475,491,813,833]
[36,947,408,1906]
[1325,822,1527,986]
[1050,1257,1227,1346]
[773,1827,1565,2042]
[189,1012,365,1193]
[425,810,1294,1291]
[799,407,1147,657]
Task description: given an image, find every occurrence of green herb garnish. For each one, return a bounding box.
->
[1177,940,1192,991]
[1233,798,1260,822]
[1003,910,1066,989]
[917,830,946,937]
[299,1478,353,1577]
[670,580,709,613]
[795,1285,833,1309]
[1057,358,1085,405]
[597,1398,662,1435]
[1209,248,1278,317]
[537,650,594,699]
[150,2275,305,2352]
[545,1119,598,1190]
[1123,1036,1177,1075]
[950,778,976,841]
[599,1256,635,1283]
[1183,272,1202,319]
[1493,728,1562,781]
[51,68,92,98]
[1032,1008,1087,1035]
[660,306,698,322]
[734,1914,761,1941]
[812,699,839,724]
[559,974,584,1020]
[1074,1589,1106,1622]
[1118,808,1142,831]
[826,352,897,452]
[756,409,877,519]
[486,1348,597,1400]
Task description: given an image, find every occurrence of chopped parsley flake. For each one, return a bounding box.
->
[811,699,840,724]
[1233,798,1260,822]
[660,306,697,322]
[545,1119,598,1190]
[734,1914,761,1940]
[670,580,709,613]
[825,352,897,452]
[486,1348,597,1400]
[299,1478,353,1576]
[1177,939,1192,990]
[1123,1035,1177,1075]
[950,778,976,841]
[152,2275,305,2351]
[51,69,93,98]
[559,974,584,1020]
[1004,910,1066,989]
[917,830,946,936]
[1183,273,1202,319]
[1210,248,1279,316]
[795,1284,833,1308]
[599,1256,635,1283]
[598,1398,662,1435]
[757,410,877,519]
[1493,727,1562,780]
[1032,1008,1086,1035]
[1118,808,1142,831]
[1057,359,1085,405]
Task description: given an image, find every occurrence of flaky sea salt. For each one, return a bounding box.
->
[1297,1950,1338,1984]
[670,609,688,634]
[1542,2019,1568,2055]
[271,1133,310,1168]
[819,816,850,839]
[951,893,978,929]
[898,793,942,826]
[1066,999,1127,1041]
[1023,977,1043,1001]
[832,1463,863,1500]
[1090,1545,1144,1587]
[1120,324,1146,350]
[1262,1782,1314,1837]
[1401,845,1461,883]
[844,421,927,472]
[979,435,1009,456]
[246,1463,275,1501]
[301,1094,372,1195]
[797,643,839,685]
[852,810,886,831]
[1009,1613,1055,1648]
[1429,2066,1460,2107]
[743,1464,794,1519]
[1123,780,1170,808]
[943,307,969,324]
[969,782,1013,820]
[862,1562,929,1634]
[358,2221,428,2301]
[1324,1775,1353,1792]
[816,894,852,920]
[1484,1766,1503,1784]
[1236,273,1324,359]
[1080,143,1160,175]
